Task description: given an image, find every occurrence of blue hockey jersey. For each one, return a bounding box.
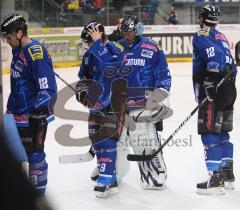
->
[78,39,124,109]
[7,39,57,127]
[118,36,171,109]
[192,27,237,100]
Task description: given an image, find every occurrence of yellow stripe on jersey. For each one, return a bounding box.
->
[197,27,210,36]
[114,42,124,52]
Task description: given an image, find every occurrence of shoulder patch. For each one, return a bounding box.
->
[28,45,44,61]
[114,42,124,52]
[197,28,210,36]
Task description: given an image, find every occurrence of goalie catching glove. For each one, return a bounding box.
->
[145,88,169,110]
[125,88,173,128]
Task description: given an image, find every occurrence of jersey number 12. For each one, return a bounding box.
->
[206,47,215,58]
[39,77,49,89]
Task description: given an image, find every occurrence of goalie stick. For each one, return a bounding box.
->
[54,72,95,163]
[127,67,235,161]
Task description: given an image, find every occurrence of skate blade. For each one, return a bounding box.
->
[224,181,235,190]
[196,187,225,195]
[95,187,119,198]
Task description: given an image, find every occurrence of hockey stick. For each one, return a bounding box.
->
[59,146,95,163]
[54,72,76,92]
[54,72,95,163]
[127,67,235,161]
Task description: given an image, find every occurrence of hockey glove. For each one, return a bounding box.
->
[145,88,169,110]
[203,78,217,102]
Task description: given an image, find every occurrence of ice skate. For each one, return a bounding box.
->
[94,181,118,198]
[222,160,235,190]
[196,171,225,195]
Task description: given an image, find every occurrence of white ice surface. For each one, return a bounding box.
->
[2,63,240,210]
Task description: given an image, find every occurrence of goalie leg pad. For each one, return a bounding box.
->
[116,126,130,182]
[28,151,48,195]
[129,122,167,189]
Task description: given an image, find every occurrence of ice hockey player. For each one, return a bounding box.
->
[192,5,237,195]
[76,21,127,198]
[116,15,172,190]
[1,14,57,195]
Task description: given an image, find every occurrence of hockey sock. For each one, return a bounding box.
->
[201,134,223,171]
[221,141,233,167]
[94,138,117,186]
[28,151,48,195]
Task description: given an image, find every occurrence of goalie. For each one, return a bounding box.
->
[116,15,172,190]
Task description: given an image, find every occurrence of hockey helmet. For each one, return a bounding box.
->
[1,13,28,35]
[81,21,105,43]
[199,5,220,25]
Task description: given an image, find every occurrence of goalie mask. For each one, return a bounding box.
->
[121,15,143,48]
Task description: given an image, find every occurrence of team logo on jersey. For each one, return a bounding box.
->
[98,47,108,56]
[141,43,157,52]
[28,45,43,61]
[141,49,153,58]
[125,58,145,67]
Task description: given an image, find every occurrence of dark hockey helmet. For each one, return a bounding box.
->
[81,21,105,43]
[121,15,143,36]
[1,13,28,35]
[199,5,220,25]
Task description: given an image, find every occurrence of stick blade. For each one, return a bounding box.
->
[59,153,94,164]
[127,154,154,161]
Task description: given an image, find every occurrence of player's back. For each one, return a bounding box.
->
[193,27,235,76]
[8,39,57,116]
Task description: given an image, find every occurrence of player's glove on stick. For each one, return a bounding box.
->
[203,78,217,102]
[75,80,89,105]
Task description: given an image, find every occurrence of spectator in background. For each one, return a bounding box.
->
[166,5,178,25]
[67,0,79,11]
[92,0,105,14]
[108,18,124,41]
[140,0,159,25]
